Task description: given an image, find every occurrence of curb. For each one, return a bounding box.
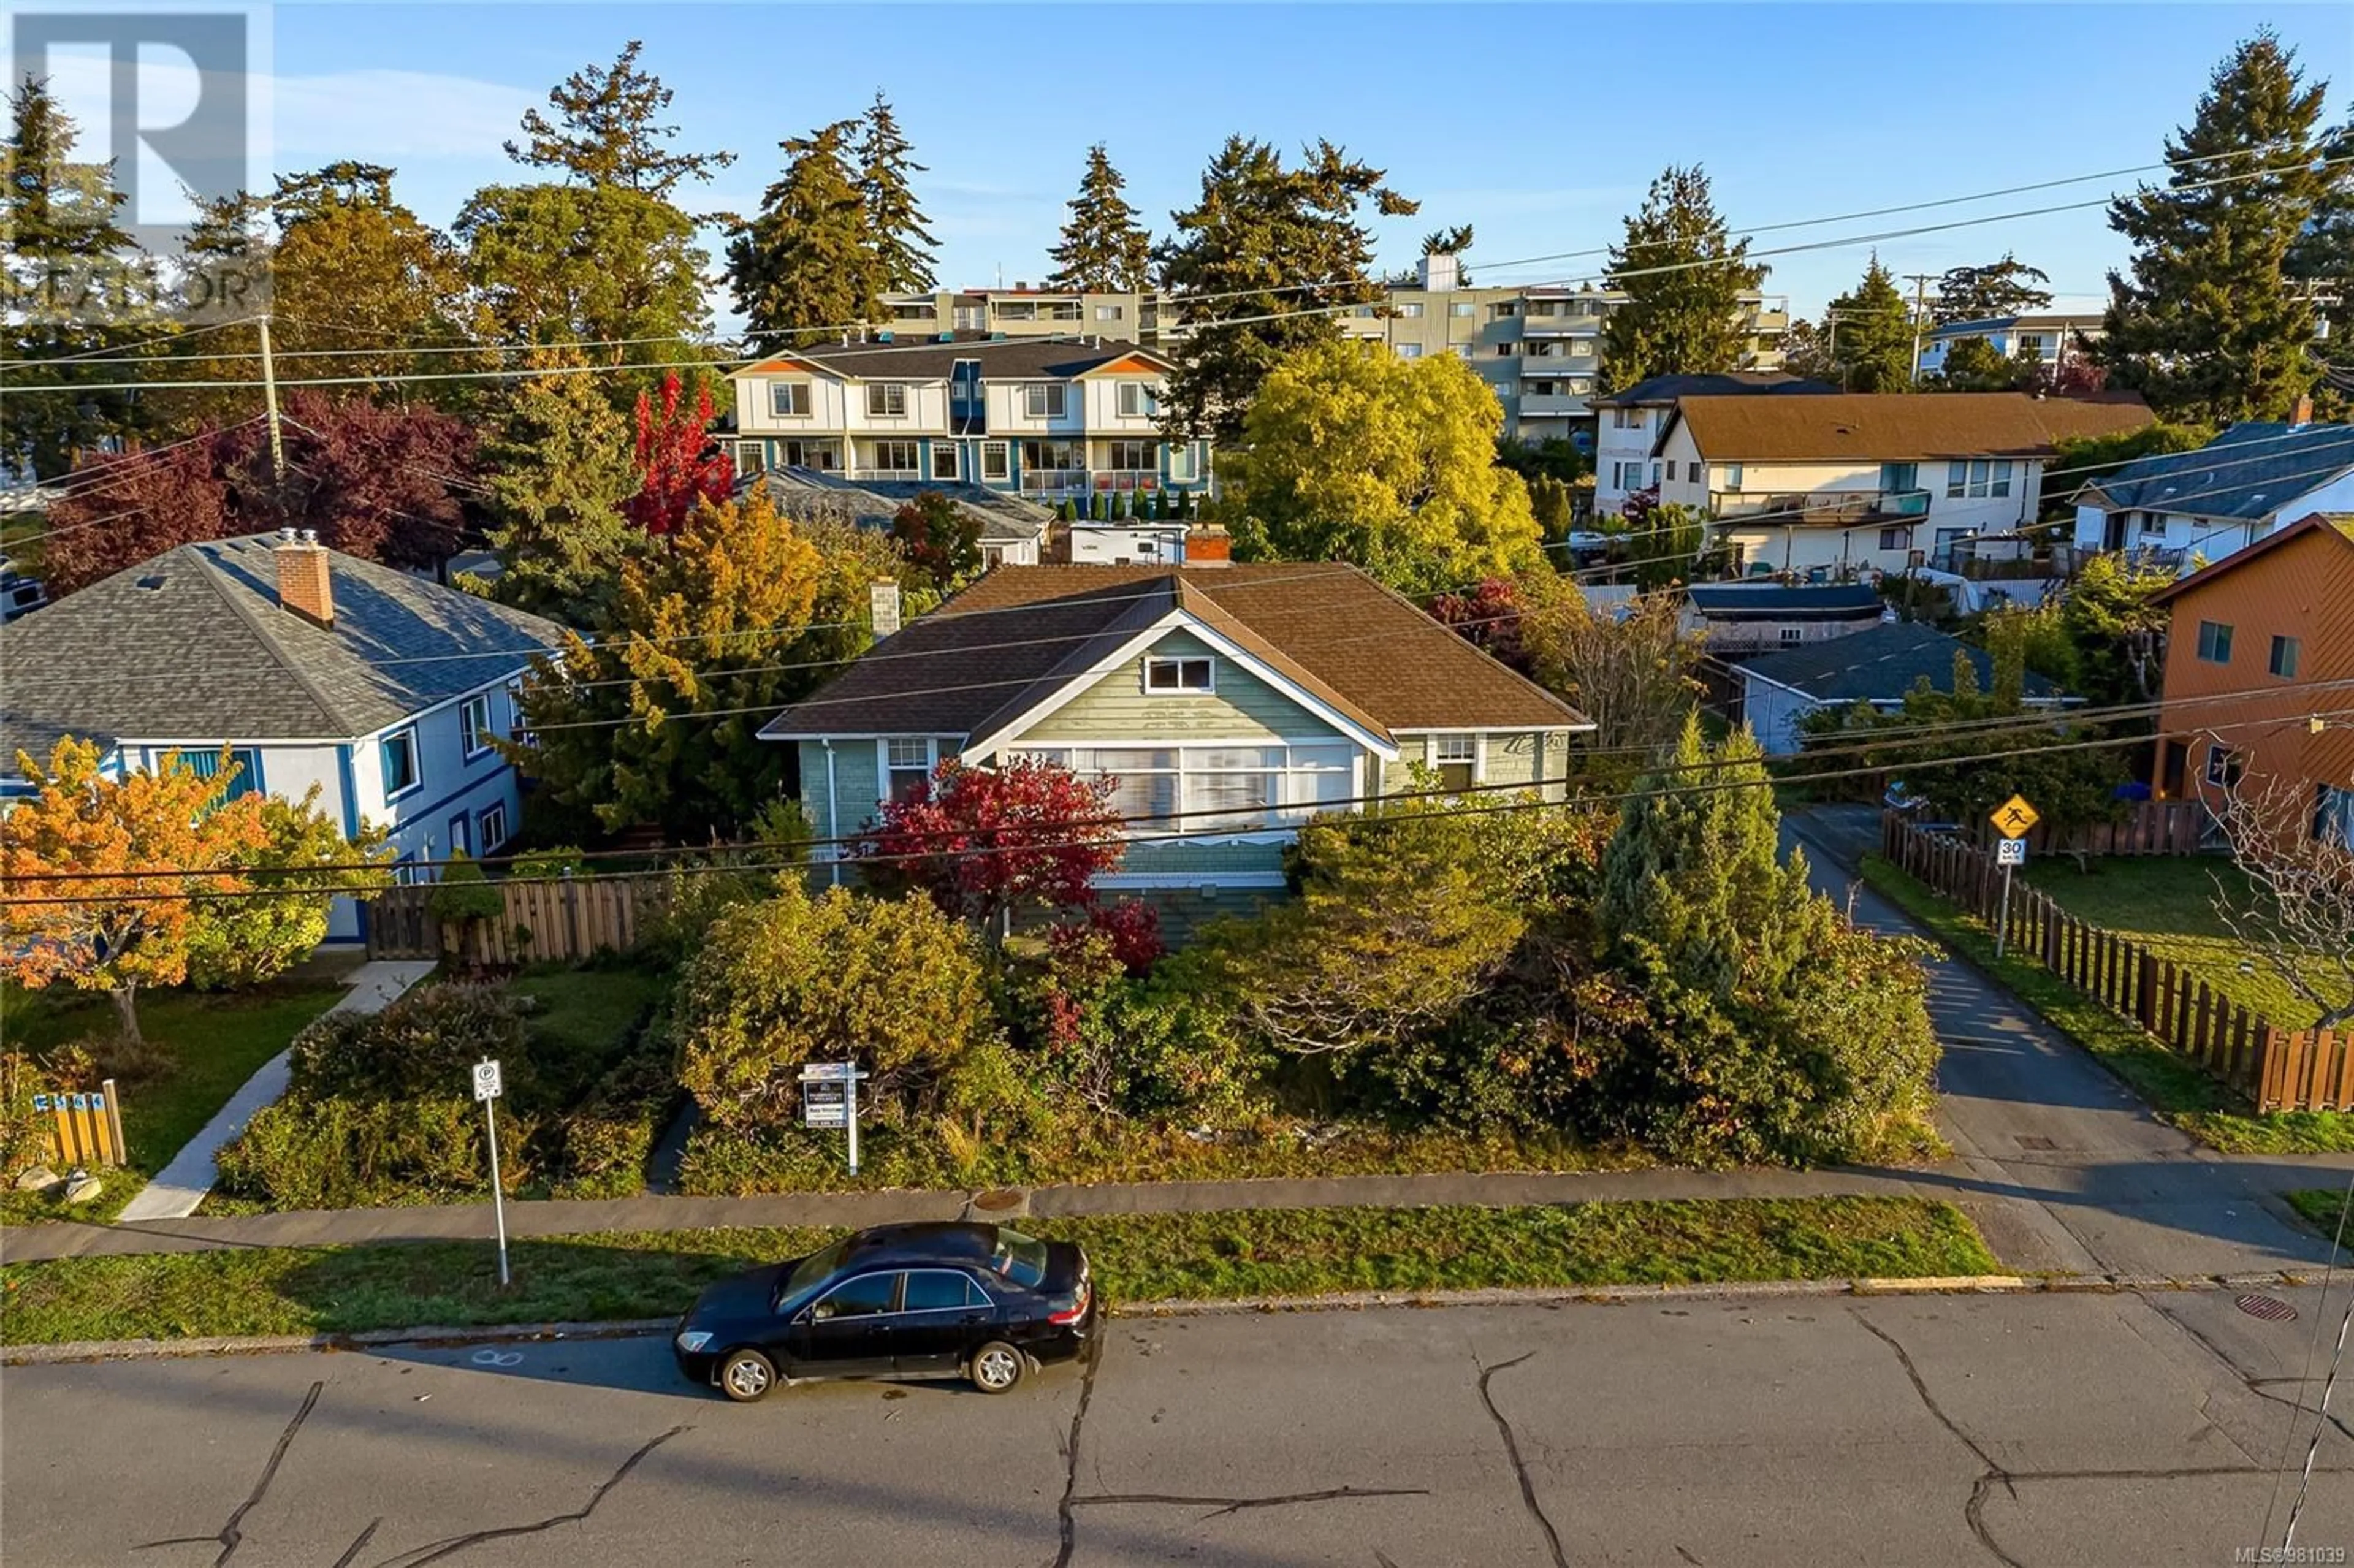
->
[6,1270,2330,1365]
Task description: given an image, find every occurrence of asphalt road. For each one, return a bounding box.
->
[7,1288,2353,1567]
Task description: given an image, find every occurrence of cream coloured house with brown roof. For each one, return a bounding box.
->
[760,550,1592,920]
[1649,392,2152,579]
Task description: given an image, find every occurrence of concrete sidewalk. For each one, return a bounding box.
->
[112,961,436,1225]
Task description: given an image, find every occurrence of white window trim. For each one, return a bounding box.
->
[930,444,960,481]
[1429,733,1485,783]
[769,379,810,417]
[866,382,908,417]
[1141,655,1215,696]
[877,736,941,804]
[459,693,495,761]
[477,801,509,851]
[1024,382,1068,419]
[980,440,1010,480]
[380,728,422,802]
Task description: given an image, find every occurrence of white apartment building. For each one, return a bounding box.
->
[726,332,1211,505]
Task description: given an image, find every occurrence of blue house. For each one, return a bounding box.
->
[0,530,564,938]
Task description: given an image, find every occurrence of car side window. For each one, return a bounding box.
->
[812,1271,901,1320]
[903,1269,982,1312]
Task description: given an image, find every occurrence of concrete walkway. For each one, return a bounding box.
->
[111,961,437,1225]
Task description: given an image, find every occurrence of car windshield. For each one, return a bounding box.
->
[989,1229,1050,1289]
[782,1239,851,1300]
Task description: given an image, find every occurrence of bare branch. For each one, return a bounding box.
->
[2200,748,2354,1030]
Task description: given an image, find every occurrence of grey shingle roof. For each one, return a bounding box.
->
[2080,422,2354,521]
[1685,584,1886,618]
[1,535,565,754]
[1739,620,2060,703]
[755,470,1050,546]
[751,333,1168,382]
[1590,371,1836,409]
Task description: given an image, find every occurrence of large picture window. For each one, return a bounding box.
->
[1007,743,1354,834]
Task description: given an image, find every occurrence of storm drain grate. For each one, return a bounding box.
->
[2235,1293,2298,1322]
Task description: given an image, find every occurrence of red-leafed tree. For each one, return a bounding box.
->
[1429,577,1528,672]
[40,394,478,594]
[623,370,733,536]
[855,756,1126,933]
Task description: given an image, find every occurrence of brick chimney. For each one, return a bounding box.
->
[1184,523,1231,566]
[2290,394,2314,428]
[274,527,333,628]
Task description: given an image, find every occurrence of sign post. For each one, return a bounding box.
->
[1989,797,2038,961]
[799,1062,870,1176]
[473,1059,510,1287]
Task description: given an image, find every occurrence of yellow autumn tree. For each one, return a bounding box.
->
[0,740,269,1039]
[1215,338,1544,593]
[511,490,929,838]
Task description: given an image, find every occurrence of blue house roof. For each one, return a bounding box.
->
[2083,422,2354,522]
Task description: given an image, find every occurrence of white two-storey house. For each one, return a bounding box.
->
[726,332,1212,508]
[1648,392,2152,578]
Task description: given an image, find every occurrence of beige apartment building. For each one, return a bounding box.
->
[878,256,1786,444]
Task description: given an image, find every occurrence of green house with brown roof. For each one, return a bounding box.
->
[760,546,1594,919]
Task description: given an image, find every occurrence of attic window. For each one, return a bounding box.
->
[1143,656,1213,695]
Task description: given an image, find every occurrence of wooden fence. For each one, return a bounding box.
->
[1959,797,2215,859]
[364,874,666,965]
[1883,814,2354,1113]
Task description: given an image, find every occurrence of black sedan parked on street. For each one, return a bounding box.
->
[672,1222,1095,1401]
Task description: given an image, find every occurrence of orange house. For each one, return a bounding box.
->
[2151,513,2354,845]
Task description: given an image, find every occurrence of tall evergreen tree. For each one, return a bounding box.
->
[2289,112,2354,351]
[2096,32,2334,425]
[1930,253,2054,325]
[456,181,710,368]
[856,93,935,294]
[2,75,149,479]
[1045,144,1154,292]
[1825,253,1916,392]
[504,39,734,197]
[727,119,883,344]
[1422,223,1476,283]
[481,366,645,626]
[1156,137,1417,443]
[264,161,471,394]
[1597,166,1766,394]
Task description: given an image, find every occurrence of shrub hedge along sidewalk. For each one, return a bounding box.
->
[0,1197,2001,1346]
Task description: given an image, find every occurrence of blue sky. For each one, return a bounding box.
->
[25,3,2354,320]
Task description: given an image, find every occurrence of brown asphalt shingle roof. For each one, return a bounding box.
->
[759,563,1591,744]
[1664,392,2152,463]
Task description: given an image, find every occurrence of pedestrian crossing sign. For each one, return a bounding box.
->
[1991,795,2040,839]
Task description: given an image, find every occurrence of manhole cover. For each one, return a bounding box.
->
[2235,1293,2298,1322]
[2014,1135,2057,1152]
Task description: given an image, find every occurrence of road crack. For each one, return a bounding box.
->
[1851,1312,2022,1568]
[1475,1351,1567,1568]
[330,1519,382,1568]
[136,1378,322,1567]
[1070,1485,1428,1520]
[1051,1333,1105,1568]
[367,1425,688,1568]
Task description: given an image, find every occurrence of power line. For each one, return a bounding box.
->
[11,153,2346,399]
[7,690,2345,893]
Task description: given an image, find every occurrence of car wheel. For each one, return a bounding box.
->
[969,1341,1026,1395]
[719,1349,777,1403]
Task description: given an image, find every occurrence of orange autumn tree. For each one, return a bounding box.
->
[0,739,271,1040]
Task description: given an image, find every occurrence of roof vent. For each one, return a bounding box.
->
[136,574,167,590]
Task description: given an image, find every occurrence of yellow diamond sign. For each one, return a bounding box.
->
[1991,795,2040,839]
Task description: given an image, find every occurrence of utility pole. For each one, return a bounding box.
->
[256,314,286,482]
[1902,274,1935,386]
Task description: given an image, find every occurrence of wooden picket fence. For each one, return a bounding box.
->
[364,873,666,965]
[1883,815,2354,1113]
[1961,797,2215,859]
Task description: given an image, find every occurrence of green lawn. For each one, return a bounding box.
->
[0,1197,1999,1345]
[3,983,346,1224]
[1862,858,2354,1154]
[2021,856,2352,1030]
[2287,1187,2352,1241]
